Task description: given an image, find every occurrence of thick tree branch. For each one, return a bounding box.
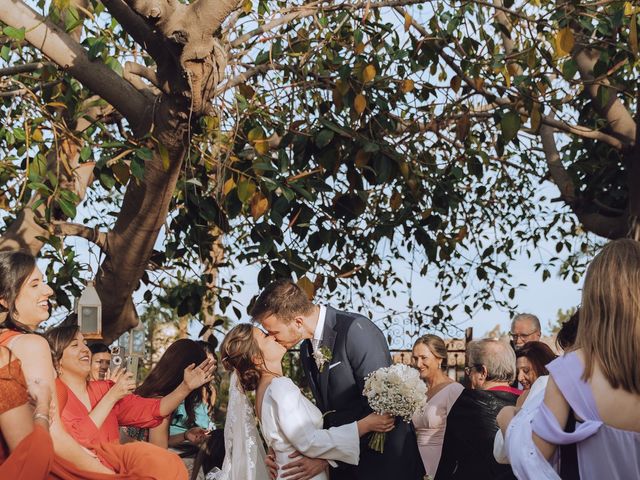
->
[123,62,161,97]
[101,0,168,64]
[93,96,190,341]
[52,222,108,251]
[540,125,576,202]
[540,115,625,149]
[128,0,240,64]
[0,0,151,133]
[571,45,636,146]
[125,62,161,89]
[559,0,637,146]
[541,124,629,239]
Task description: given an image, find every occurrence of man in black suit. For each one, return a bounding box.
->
[252,279,424,480]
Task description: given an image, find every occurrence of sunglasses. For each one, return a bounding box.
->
[464,364,484,376]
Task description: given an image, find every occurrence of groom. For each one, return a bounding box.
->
[251,279,425,480]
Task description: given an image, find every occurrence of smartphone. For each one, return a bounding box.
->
[109,345,127,372]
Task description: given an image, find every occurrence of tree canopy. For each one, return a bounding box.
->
[0,0,637,341]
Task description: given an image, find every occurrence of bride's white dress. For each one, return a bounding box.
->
[260,377,360,480]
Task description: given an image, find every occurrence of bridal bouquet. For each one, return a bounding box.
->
[363,364,427,453]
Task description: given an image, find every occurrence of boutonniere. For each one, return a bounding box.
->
[312,345,332,372]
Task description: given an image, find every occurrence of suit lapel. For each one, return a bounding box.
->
[318,307,338,410]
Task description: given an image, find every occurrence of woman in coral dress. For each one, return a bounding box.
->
[45,325,214,465]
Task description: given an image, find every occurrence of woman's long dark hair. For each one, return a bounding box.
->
[136,339,207,427]
[516,341,557,378]
[196,340,218,420]
[0,250,38,333]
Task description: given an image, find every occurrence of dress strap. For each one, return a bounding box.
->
[0,330,22,347]
[532,401,602,445]
[546,352,601,422]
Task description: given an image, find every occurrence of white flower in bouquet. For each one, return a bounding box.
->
[363,364,427,453]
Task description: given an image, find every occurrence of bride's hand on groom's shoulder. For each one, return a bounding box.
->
[357,412,396,435]
[280,451,328,480]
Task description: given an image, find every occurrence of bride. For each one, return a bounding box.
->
[212,323,395,480]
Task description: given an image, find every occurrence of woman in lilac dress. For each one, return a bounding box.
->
[530,239,640,479]
[411,334,463,477]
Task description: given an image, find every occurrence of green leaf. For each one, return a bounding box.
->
[105,57,123,75]
[99,171,116,189]
[130,158,145,179]
[289,183,314,202]
[158,143,170,171]
[135,147,153,161]
[87,39,106,60]
[13,128,26,141]
[57,198,77,218]
[28,182,52,195]
[64,7,82,33]
[237,180,256,203]
[500,111,521,143]
[3,26,25,41]
[315,129,334,148]
[80,146,92,161]
[561,60,578,80]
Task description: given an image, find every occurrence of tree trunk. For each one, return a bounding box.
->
[97,96,190,342]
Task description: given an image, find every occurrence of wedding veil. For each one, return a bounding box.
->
[207,371,269,480]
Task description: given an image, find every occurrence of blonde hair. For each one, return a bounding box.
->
[413,334,448,369]
[578,239,640,394]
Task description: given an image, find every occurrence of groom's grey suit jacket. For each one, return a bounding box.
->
[300,306,425,480]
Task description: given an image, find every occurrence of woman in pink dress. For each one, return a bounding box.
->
[411,334,463,477]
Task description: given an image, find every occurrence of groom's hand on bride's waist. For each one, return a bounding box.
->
[266,448,278,480]
[281,451,328,480]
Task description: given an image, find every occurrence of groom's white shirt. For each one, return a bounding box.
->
[308,304,346,470]
[311,304,327,352]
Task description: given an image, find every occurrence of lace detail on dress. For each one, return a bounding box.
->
[206,372,268,480]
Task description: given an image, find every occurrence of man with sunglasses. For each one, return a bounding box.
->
[509,313,541,352]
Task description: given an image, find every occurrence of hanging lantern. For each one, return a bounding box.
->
[126,321,145,357]
[77,280,102,339]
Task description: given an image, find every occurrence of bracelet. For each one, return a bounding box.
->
[33,413,51,425]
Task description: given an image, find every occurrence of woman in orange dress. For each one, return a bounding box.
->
[0,345,54,478]
[0,250,188,480]
[45,325,214,461]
